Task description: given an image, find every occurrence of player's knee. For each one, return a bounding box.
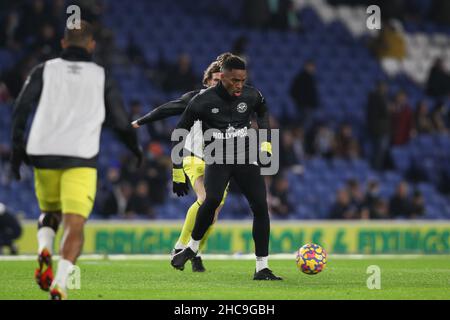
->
[38,212,62,232]
[63,214,87,231]
[250,201,269,217]
[196,193,206,204]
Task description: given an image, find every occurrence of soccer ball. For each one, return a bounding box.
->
[296,243,327,275]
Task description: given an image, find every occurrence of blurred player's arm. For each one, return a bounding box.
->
[170,99,201,196]
[132,91,197,128]
[104,71,143,165]
[10,63,44,180]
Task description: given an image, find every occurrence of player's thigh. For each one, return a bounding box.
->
[192,176,206,202]
[204,164,232,202]
[194,177,229,206]
[60,167,97,219]
[183,157,229,204]
[232,164,267,205]
[34,168,63,212]
[183,156,205,193]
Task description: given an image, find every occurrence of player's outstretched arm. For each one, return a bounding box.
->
[104,71,143,166]
[10,63,44,180]
[132,91,198,128]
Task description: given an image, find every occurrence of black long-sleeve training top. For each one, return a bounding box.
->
[172,82,271,167]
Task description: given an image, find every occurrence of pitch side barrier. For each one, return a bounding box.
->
[14,220,450,255]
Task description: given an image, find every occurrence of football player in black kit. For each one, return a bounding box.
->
[171,54,282,280]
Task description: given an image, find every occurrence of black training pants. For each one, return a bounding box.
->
[191,163,270,257]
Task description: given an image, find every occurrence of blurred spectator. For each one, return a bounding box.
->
[367,81,391,170]
[371,20,407,61]
[129,100,150,144]
[72,0,105,24]
[347,179,370,219]
[414,100,434,134]
[334,124,361,159]
[33,22,60,60]
[369,199,390,219]
[410,190,425,218]
[0,11,22,51]
[162,53,198,92]
[19,0,53,42]
[364,180,382,212]
[242,0,271,29]
[391,90,414,146]
[91,24,116,68]
[329,189,358,219]
[3,54,40,98]
[312,123,335,158]
[129,100,143,122]
[426,58,450,99]
[280,128,304,170]
[231,35,249,62]
[126,180,155,219]
[269,175,293,218]
[142,99,173,142]
[143,142,170,205]
[50,0,66,30]
[346,179,365,210]
[389,181,412,217]
[430,102,449,134]
[268,0,300,31]
[97,166,133,218]
[126,34,149,67]
[0,202,22,255]
[290,60,319,126]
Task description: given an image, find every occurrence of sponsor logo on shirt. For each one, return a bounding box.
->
[212,126,248,139]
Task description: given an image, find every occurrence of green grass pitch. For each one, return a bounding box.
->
[1,256,449,300]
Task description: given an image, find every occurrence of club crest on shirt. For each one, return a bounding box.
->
[237,102,247,113]
[211,108,219,114]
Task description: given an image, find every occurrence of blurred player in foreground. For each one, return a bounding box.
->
[11,21,142,299]
[132,54,231,272]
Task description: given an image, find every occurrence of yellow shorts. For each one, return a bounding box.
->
[182,156,228,206]
[34,167,97,219]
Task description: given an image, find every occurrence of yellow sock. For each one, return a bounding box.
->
[178,201,201,246]
[199,225,214,253]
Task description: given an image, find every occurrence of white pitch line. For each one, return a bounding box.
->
[0,253,447,262]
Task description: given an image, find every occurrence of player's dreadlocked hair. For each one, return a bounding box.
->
[220,53,246,71]
[216,52,234,66]
[203,52,246,85]
[202,52,236,85]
